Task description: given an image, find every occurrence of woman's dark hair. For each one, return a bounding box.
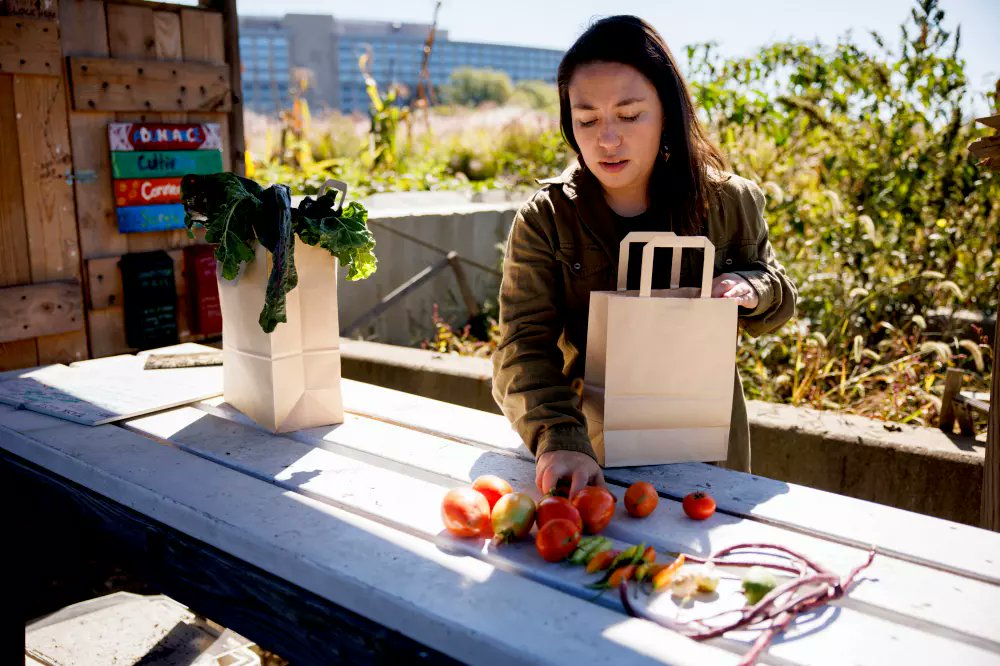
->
[557,15,727,235]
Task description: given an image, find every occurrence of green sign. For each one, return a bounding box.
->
[111,150,223,179]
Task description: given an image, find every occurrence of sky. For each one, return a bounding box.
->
[235,0,999,107]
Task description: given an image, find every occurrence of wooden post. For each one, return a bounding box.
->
[209,0,244,176]
[975,97,999,531]
[982,295,999,530]
[939,367,962,433]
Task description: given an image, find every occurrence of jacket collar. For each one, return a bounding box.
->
[538,160,619,264]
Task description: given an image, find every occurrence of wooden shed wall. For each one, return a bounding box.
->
[0,0,243,370]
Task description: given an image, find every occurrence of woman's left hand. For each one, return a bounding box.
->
[711,273,759,310]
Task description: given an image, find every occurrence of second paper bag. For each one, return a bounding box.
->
[583,233,737,467]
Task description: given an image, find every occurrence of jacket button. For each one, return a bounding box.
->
[725,258,733,265]
[573,262,582,271]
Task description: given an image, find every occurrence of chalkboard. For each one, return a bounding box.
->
[120,251,179,350]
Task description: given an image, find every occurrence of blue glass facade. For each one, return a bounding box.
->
[239,14,563,114]
[239,21,292,113]
[337,37,562,113]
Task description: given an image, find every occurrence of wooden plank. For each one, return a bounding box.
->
[180,8,223,65]
[0,281,83,343]
[69,56,231,112]
[152,10,180,60]
[976,114,1000,130]
[84,256,121,309]
[87,306,131,357]
[106,2,154,59]
[57,0,108,57]
[110,150,222,178]
[215,0,243,175]
[334,379,1000,584]
[0,15,59,75]
[0,412,734,666]
[984,286,1000,531]
[0,74,38,370]
[185,392,1000,652]
[70,113,124,259]
[13,75,87,365]
[7,453,462,666]
[126,404,1000,665]
[0,0,56,18]
[15,75,80,282]
[0,75,31,288]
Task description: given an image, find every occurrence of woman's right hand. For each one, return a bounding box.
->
[536,450,607,498]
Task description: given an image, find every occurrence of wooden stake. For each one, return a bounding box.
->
[982,295,999,530]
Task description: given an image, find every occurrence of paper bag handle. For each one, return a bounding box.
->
[320,178,349,216]
[638,235,715,299]
[617,231,675,291]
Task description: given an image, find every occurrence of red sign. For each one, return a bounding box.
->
[108,122,222,151]
[115,177,183,206]
[184,245,222,336]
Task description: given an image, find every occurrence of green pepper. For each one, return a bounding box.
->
[569,536,609,564]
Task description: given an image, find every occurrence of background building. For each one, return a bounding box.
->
[239,16,292,114]
[238,14,563,114]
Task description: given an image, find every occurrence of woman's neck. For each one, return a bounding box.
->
[602,182,650,217]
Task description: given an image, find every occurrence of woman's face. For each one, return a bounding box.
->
[567,62,664,198]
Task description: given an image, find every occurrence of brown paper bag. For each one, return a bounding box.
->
[583,233,737,467]
[216,199,344,434]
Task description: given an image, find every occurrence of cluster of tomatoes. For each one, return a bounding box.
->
[441,475,717,565]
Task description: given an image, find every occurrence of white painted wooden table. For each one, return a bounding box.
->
[2,348,1000,665]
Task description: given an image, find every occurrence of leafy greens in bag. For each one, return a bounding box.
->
[181,173,376,333]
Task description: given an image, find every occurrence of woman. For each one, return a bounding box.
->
[492,16,797,498]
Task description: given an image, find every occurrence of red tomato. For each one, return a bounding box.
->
[682,491,717,520]
[441,487,491,537]
[535,496,583,531]
[534,518,582,562]
[491,492,536,543]
[624,481,659,518]
[572,486,616,534]
[471,475,513,511]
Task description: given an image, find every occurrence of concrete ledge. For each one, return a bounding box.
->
[339,338,985,525]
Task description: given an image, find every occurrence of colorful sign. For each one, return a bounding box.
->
[108,122,222,151]
[114,177,182,207]
[109,122,224,233]
[116,203,186,232]
[111,150,223,179]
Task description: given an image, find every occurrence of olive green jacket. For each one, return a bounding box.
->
[491,162,797,473]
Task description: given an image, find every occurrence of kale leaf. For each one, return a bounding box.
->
[293,195,377,281]
[257,184,298,333]
[181,173,262,280]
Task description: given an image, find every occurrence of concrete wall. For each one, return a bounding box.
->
[334,193,518,346]
[339,338,986,526]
